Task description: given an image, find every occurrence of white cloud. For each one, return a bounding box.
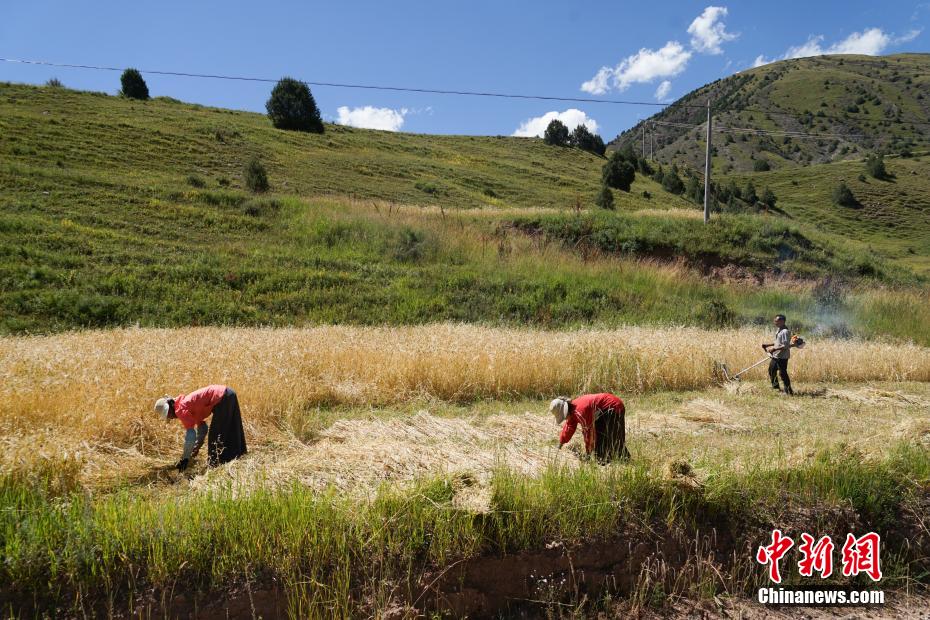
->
[581,67,612,95]
[655,80,673,101]
[688,6,738,54]
[894,28,921,43]
[615,42,692,89]
[825,28,890,55]
[784,35,828,59]
[512,109,599,138]
[756,27,920,68]
[582,41,692,94]
[336,106,408,131]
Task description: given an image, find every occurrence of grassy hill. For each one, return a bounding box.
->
[1,81,928,343]
[2,81,655,211]
[721,153,930,275]
[610,54,930,173]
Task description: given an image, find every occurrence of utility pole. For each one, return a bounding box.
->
[650,124,655,160]
[641,124,645,158]
[703,97,713,224]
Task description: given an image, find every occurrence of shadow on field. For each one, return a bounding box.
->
[132,463,193,486]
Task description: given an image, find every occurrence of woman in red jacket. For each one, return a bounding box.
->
[549,392,629,462]
[154,384,247,471]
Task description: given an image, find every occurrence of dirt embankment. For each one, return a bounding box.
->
[20,490,926,619]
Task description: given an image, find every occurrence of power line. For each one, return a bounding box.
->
[7,56,926,141]
[0,57,703,109]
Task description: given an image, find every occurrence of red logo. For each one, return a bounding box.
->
[798,533,835,578]
[757,531,882,583]
[756,529,794,584]
[841,533,882,582]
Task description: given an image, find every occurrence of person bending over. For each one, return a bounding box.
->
[549,392,629,463]
[154,384,247,471]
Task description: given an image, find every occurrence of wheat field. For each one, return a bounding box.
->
[2,324,929,493]
[4,324,929,436]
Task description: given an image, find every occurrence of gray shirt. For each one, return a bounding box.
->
[773,327,791,359]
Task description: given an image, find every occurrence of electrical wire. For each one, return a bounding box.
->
[4,56,926,135]
[0,57,702,109]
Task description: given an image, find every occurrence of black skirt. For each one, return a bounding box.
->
[207,388,248,466]
[593,407,630,463]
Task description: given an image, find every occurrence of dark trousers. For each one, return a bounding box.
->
[594,408,630,463]
[207,388,248,466]
[768,358,792,393]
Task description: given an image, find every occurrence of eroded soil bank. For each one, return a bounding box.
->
[9,491,929,619]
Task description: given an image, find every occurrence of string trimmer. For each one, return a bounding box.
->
[718,335,806,382]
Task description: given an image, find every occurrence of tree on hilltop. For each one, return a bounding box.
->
[120,68,149,100]
[266,77,324,133]
[543,119,570,146]
[570,124,606,155]
[865,152,888,180]
[602,152,635,191]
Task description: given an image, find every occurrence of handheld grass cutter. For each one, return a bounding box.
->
[717,335,806,382]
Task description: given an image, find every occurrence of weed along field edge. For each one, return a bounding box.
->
[3,325,930,616]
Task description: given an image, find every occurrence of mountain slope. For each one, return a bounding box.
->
[0,81,696,212]
[721,153,930,274]
[1,81,928,343]
[610,53,930,173]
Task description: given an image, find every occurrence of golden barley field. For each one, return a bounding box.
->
[2,324,929,497]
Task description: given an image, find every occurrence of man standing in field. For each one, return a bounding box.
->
[549,392,629,462]
[154,385,247,471]
[762,314,793,395]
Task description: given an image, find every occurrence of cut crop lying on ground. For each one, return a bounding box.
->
[3,325,930,616]
[2,325,929,490]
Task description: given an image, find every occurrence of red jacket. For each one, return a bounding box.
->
[559,393,624,453]
[174,385,227,430]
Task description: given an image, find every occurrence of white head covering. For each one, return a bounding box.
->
[549,397,570,424]
[154,396,172,420]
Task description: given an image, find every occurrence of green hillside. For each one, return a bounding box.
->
[721,154,930,275]
[611,54,930,173]
[2,81,675,211]
[1,81,928,343]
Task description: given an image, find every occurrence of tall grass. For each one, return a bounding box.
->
[853,288,930,346]
[4,445,930,617]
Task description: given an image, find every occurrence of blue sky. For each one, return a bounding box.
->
[2,1,927,139]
